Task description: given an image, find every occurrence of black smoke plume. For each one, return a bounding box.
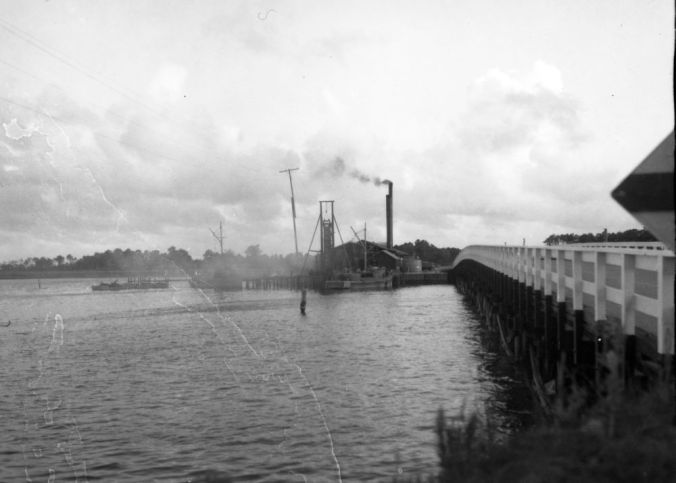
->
[329,156,388,186]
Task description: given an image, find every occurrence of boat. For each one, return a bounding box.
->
[91,280,124,291]
[322,268,393,292]
[91,277,169,291]
[306,200,398,293]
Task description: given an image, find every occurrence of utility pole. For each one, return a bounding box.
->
[279,167,300,255]
[209,221,224,255]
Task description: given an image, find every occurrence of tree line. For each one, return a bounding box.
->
[0,245,303,276]
[394,239,460,266]
[543,228,657,246]
[0,240,462,275]
[2,229,657,275]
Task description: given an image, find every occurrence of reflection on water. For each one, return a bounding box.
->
[0,280,531,481]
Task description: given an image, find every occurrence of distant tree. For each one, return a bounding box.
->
[544,228,658,245]
[394,240,460,266]
[166,246,194,270]
[543,234,559,245]
[245,245,262,258]
[54,255,65,266]
[579,233,595,243]
[0,260,23,271]
[101,250,118,270]
[33,257,54,270]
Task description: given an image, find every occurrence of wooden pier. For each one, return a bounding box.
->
[241,271,451,291]
[242,275,322,291]
[449,243,674,395]
[398,271,449,286]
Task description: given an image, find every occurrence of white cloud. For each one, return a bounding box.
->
[530,60,564,94]
[381,62,622,247]
[148,63,188,104]
[3,118,33,139]
[0,2,672,259]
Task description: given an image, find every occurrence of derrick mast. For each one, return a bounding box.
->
[319,201,335,271]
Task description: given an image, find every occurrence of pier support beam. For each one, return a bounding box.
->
[544,295,556,379]
[450,243,675,408]
[574,309,584,366]
[557,302,567,355]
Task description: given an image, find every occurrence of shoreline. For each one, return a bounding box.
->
[0,270,189,280]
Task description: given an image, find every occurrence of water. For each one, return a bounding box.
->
[0,279,530,482]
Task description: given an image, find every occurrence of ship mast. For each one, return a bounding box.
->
[279,167,300,255]
[350,222,368,270]
[209,221,225,255]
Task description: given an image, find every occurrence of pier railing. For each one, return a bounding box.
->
[452,244,675,355]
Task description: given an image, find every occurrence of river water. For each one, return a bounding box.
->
[0,279,531,482]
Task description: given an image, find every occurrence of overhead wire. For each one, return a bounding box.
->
[0,94,226,174]
[0,15,261,173]
[0,57,44,83]
[0,72,260,175]
[0,58,233,172]
[0,13,304,257]
[0,70,260,249]
[0,15,168,121]
[0,13,228,140]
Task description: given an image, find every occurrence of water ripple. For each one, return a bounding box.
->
[1,282,531,481]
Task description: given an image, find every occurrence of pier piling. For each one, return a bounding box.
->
[450,243,675,399]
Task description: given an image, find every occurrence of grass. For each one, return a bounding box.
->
[399,312,676,482]
[426,332,676,483]
[432,383,675,482]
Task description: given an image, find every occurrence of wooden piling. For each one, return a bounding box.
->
[449,244,675,404]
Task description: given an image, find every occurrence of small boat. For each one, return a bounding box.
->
[322,268,393,292]
[91,277,169,291]
[303,200,398,294]
[91,280,124,291]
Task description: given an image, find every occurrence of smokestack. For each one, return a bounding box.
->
[385,181,393,249]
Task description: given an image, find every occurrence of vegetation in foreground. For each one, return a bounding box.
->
[429,382,675,482]
[416,315,676,483]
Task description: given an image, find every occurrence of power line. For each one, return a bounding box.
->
[0,59,261,173]
[0,96,200,171]
[0,15,167,120]
[0,58,163,139]
[0,57,43,83]
[0,15,243,163]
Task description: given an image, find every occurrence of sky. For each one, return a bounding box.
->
[0,0,673,261]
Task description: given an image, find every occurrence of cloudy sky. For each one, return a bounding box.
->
[0,0,673,261]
